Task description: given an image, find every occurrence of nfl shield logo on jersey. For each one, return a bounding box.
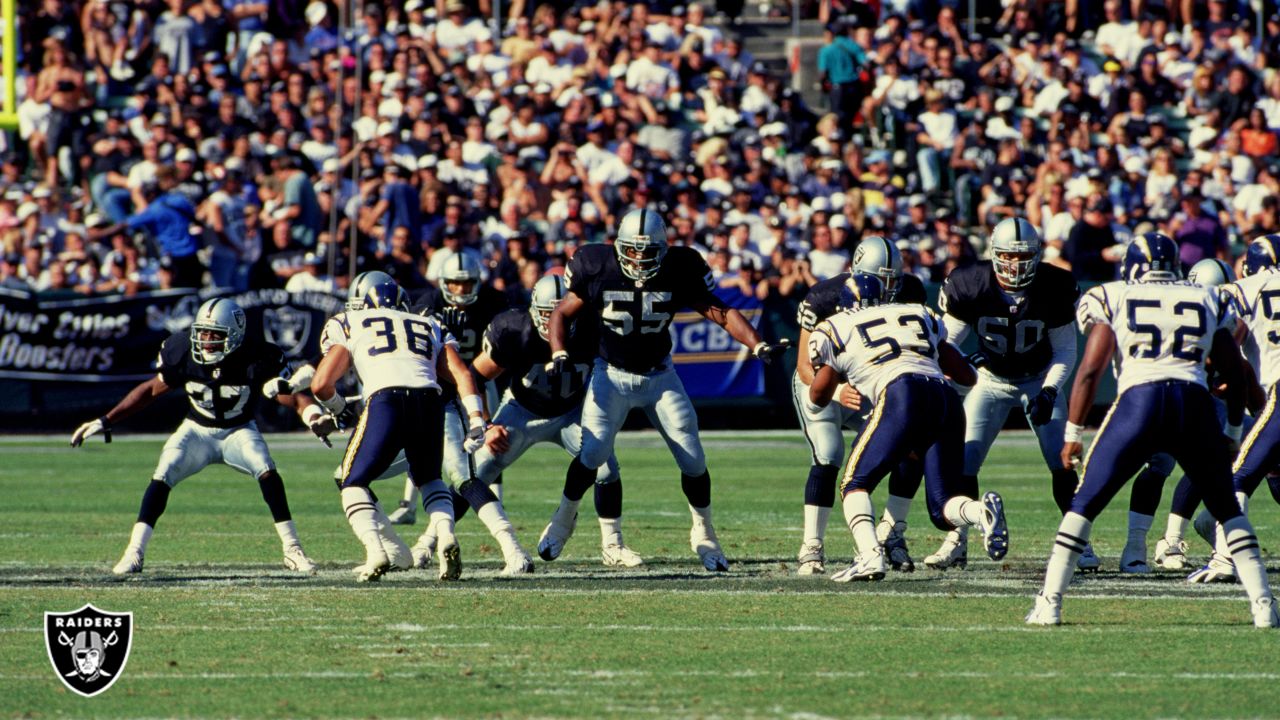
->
[263,306,312,357]
[44,604,133,697]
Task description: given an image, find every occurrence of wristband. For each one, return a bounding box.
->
[1226,422,1243,443]
[317,392,347,415]
[462,394,484,416]
[551,350,569,362]
[302,404,324,425]
[1064,421,1084,444]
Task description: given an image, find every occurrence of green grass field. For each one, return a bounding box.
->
[2,430,1278,719]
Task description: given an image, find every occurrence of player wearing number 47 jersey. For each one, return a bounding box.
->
[548,208,790,571]
[1027,233,1278,627]
[69,298,319,576]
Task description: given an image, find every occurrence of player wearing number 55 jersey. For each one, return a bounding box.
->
[69,298,318,577]
[1028,233,1278,627]
[548,208,790,571]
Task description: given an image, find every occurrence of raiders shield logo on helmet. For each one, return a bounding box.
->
[263,306,312,357]
[44,604,133,697]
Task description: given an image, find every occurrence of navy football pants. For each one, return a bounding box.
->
[339,387,444,489]
[1233,385,1280,497]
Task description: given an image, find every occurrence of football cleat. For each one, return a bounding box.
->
[381,530,414,571]
[436,525,462,581]
[282,544,317,575]
[112,547,145,576]
[410,531,437,569]
[386,500,416,525]
[1076,544,1101,572]
[537,512,578,561]
[1025,592,1062,626]
[601,543,644,568]
[502,549,535,575]
[979,492,1009,561]
[924,531,967,570]
[1153,537,1189,570]
[877,520,915,572]
[691,521,730,572]
[1119,543,1151,574]
[796,540,826,575]
[1187,552,1237,584]
[831,548,887,582]
[1252,597,1280,628]
[353,542,390,583]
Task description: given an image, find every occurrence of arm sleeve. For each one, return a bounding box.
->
[941,312,970,346]
[482,318,518,368]
[1041,323,1078,391]
[807,324,837,370]
[563,250,592,302]
[1076,285,1112,333]
[319,314,351,355]
[156,335,184,387]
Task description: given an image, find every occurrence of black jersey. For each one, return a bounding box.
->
[565,244,719,373]
[158,332,286,429]
[484,309,597,418]
[940,263,1079,380]
[796,273,928,331]
[414,284,509,363]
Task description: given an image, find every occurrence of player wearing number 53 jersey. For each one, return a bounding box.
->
[1028,233,1278,627]
[68,298,318,577]
[548,208,790,571]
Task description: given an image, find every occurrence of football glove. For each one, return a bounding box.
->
[1025,387,1058,427]
[261,377,291,399]
[546,350,570,378]
[752,338,792,365]
[70,417,112,447]
[966,351,989,369]
[302,405,338,448]
[441,306,468,331]
[463,418,488,454]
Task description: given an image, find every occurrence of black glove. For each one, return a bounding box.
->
[752,339,792,365]
[334,404,360,431]
[1026,386,1058,427]
[441,306,468,331]
[966,351,989,369]
[545,351,570,378]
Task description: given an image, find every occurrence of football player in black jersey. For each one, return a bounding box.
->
[70,298,324,575]
[469,275,636,566]
[547,208,791,571]
[925,218,1092,569]
[791,236,929,575]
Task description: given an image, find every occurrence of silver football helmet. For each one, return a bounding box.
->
[989,217,1042,289]
[852,235,903,299]
[190,297,246,365]
[439,252,482,306]
[1187,257,1235,287]
[614,207,668,282]
[346,270,395,311]
[530,274,567,340]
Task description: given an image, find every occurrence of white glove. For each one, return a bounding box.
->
[261,377,291,398]
[302,405,338,447]
[70,417,111,447]
[463,417,487,454]
[287,364,316,393]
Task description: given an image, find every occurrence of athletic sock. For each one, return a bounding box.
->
[942,496,984,528]
[1051,468,1079,515]
[492,473,504,503]
[841,491,879,556]
[803,464,838,544]
[563,457,596,502]
[594,480,622,519]
[401,478,419,506]
[600,516,624,547]
[137,480,171,526]
[340,486,385,561]
[881,494,912,528]
[274,520,302,549]
[1222,516,1274,605]
[457,478,499,512]
[256,471,292,523]
[1165,513,1190,544]
[1126,511,1153,548]
[125,522,153,554]
[803,505,832,545]
[450,485,470,521]
[681,471,712,509]
[1042,512,1092,600]
[476,502,520,558]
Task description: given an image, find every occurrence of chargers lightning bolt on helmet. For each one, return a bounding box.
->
[190,298,247,365]
[1187,257,1236,287]
[614,207,669,283]
[530,274,567,340]
[346,270,395,311]
[1124,232,1182,282]
[1242,234,1280,277]
[989,217,1042,289]
[852,235,903,299]
[837,273,886,312]
[439,252,483,306]
[363,278,409,311]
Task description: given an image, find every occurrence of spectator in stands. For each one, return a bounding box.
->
[89,166,202,288]
[1171,188,1228,265]
[1064,196,1124,282]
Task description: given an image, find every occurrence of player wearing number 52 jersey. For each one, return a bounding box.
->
[808,274,1009,582]
[69,298,318,577]
[1028,233,1278,627]
[547,208,790,571]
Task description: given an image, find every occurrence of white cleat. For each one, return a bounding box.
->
[1187,552,1237,584]
[831,548,887,582]
[1025,592,1062,626]
[436,525,462,581]
[924,531,967,570]
[1153,537,1189,570]
[877,521,915,572]
[796,540,826,576]
[1252,597,1280,628]
[501,550,535,575]
[410,531,437,569]
[1076,544,1101,572]
[601,543,644,568]
[381,532,414,571]
[112,548,144,575]
[1119,543,1151,574]
[386,500,416,525]
[690,521,729,572]
[537,512,578,561]
[282,544,317,575]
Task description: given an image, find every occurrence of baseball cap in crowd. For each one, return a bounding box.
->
[811,197,831,213]
[1123,156,1147,174]
[994,96,1015,113]
[867,150,890,165]
[830,214,849,229]
[1087,196,1113,214]
[175,147,196,163]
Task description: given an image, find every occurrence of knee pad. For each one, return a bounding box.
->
[804,464,839,507]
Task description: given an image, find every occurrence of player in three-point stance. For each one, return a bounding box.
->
[808,274,1009,582]
[1027,233,1278,627]
[70,298,320,576]
[792,236,928,575]
[311,278,488,582]
[545,208,790,571]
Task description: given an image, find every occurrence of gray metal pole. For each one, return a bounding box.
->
[492,0,502,38]
[327,0,348,282]
[349,0,364,286]
[969,0,976,35]
[792,0,799,37]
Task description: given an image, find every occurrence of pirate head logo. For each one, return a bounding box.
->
[263,306,312,357]
[44,604,132,697]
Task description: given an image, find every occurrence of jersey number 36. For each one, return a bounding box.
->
[364,317,437,359]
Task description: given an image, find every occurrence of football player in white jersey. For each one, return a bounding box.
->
[1028,233,1278,627]
[311,279,488,582]
[808,274,1010,581]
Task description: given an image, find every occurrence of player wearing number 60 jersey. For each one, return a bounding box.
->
[1028,233,1278,627]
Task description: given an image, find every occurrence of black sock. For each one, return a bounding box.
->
[595,480,622,519]
[450,485,471,521]
[257,471,292,523]
[888,456,923,500]
[1051,468,1078,515]
[457,478,498,514]
[492,472,503,488]
[1127,467,1166,517]
[563,457,597,502]
[681,470,712,509]
[137,481,171,527]
[1170,475,1201,519]
[804,464,838,507]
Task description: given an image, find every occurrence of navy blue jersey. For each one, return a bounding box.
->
[797,272,928,331]
[565,244,718,373]
[940,263,1079,380]
[484,309,597,418]
[414,284,509,363]
[158,333,286,428]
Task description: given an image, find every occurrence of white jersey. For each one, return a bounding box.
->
[331,308,455,396]
[808,304,947,401]
[1077,280,1232,394]
[1224,270,1280,388]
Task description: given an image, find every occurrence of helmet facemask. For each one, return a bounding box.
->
[441,276,479,306]
[992,249,1040,289]
[616,235,666,282]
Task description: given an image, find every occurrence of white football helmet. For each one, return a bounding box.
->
[852,235,903,299]
[1187,257,1235,287]
[439,252,482,306]
[989,218,1042,289]
[530,274,567,340]
[614,207,668,282]
[190,298,246,365]
[346,270,395,311]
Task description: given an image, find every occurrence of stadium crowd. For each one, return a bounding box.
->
[2,0,1280,306]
